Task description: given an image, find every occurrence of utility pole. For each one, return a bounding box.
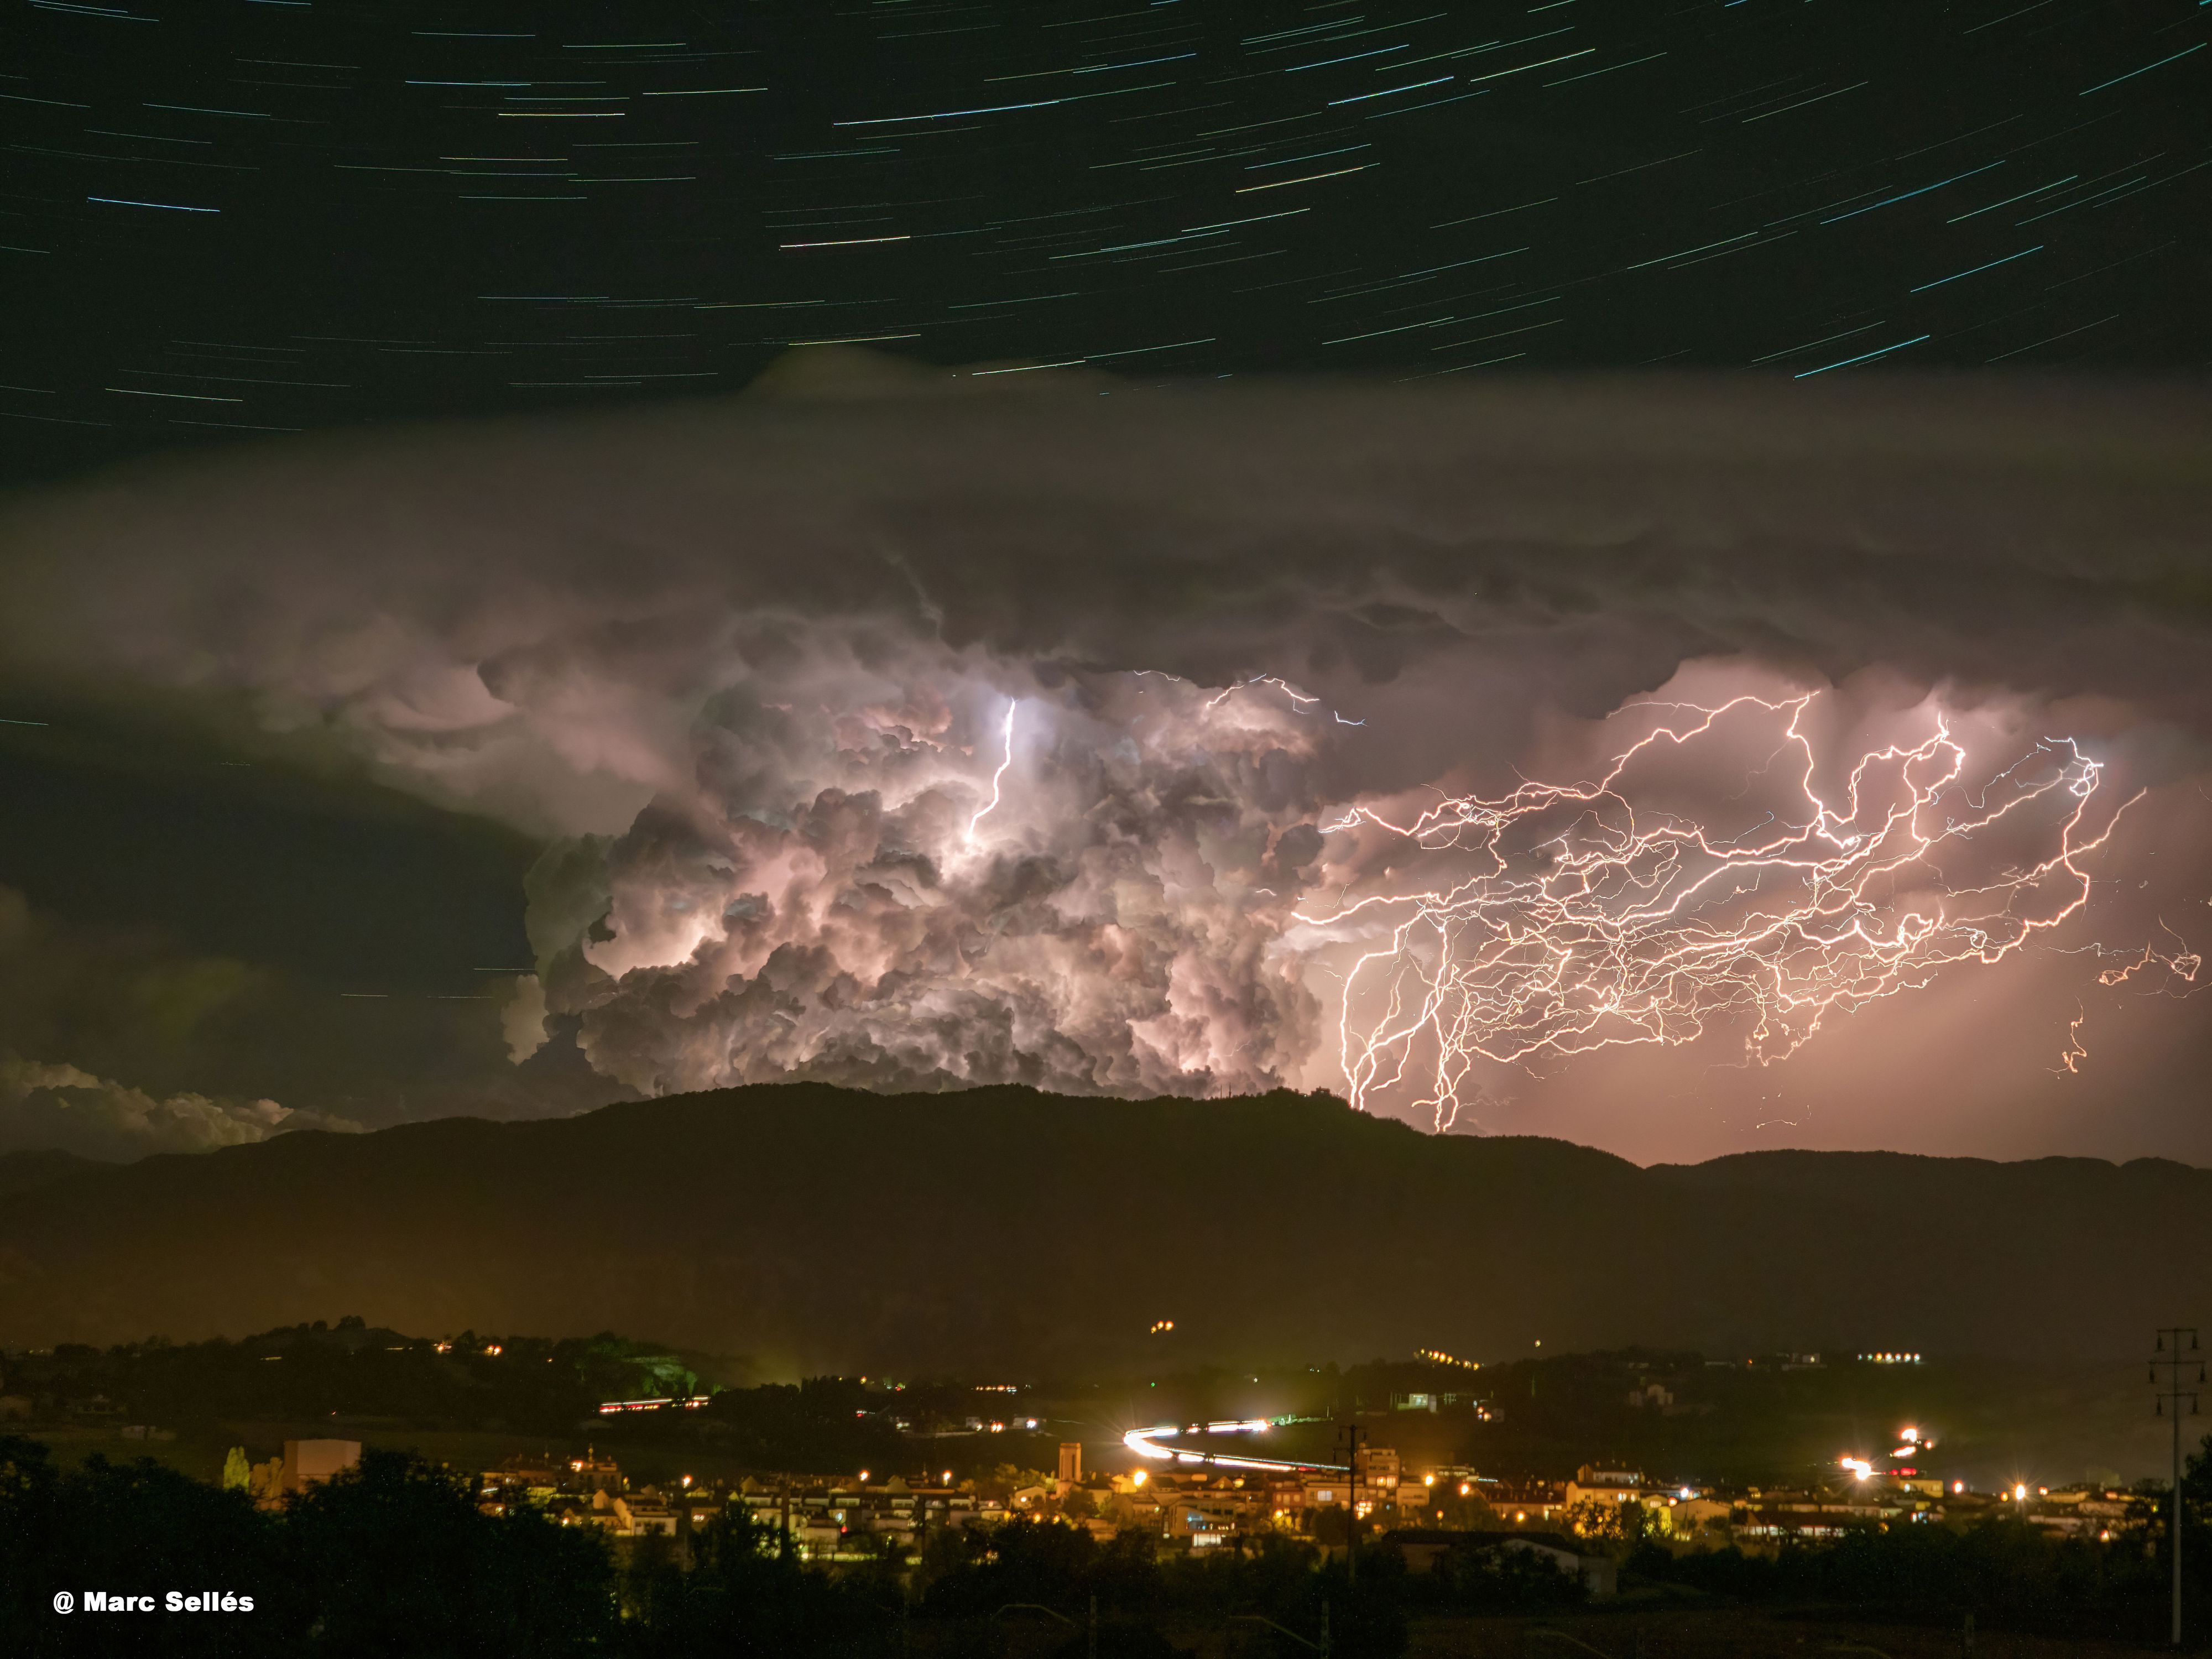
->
[1335,1418,1366,1584]
[2152,1327,2203,1650]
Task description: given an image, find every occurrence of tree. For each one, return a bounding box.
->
[284,1448,615,1657]
[0,1437,62,1651]
[2,1439,301,1657]
[1566,1495,1648,1545]
[628,1508,896,1657]
[2185,1430,2212,1525]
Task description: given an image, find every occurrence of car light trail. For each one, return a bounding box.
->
[1123,1419,1346,1473]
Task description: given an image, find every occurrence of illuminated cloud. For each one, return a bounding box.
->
[531,655,1328,1097]
[0,370,2206,1152]
[0,1053,358,1162]
[500,973,551,1067]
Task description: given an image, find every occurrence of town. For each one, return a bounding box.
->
[5,1318,2204,1655]
[444,1436,2150,1586]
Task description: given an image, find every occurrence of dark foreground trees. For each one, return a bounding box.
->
[3,1439,614,1657]
[620,1513,898,1658]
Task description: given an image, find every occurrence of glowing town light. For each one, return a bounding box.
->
[1841,1458,1875,1481]
[598,1395,711,1415]
[2014,1483,2028,1502]
[1302,694,2159,1128]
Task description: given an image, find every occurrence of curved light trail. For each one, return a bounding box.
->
[1122,1419,1347,1474]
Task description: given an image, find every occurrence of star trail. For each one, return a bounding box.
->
[1,0,2203,479]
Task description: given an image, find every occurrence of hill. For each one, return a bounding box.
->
[0,1147,108,1197]
[0,1086,2199,1369]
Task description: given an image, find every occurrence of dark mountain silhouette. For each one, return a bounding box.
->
[0,1148,107,1198]
[0,1086,2199,1370]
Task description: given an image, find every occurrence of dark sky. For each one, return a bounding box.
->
[1,1,2208,1167]
[3,0,2206,481]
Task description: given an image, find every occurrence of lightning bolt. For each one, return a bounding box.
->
[966,700,1018,842]
[2055,1006,2088,1076]
[1206,675,1318,712]
[1297,693,2160,1129]
[2091,926,2201,989]
[2052,924,2203,1074]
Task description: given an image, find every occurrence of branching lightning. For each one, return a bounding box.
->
[1300,694,2154,1129]
[2090,927,2201,989]
[2052,924,2202,1073]
[1206,675,1317,713]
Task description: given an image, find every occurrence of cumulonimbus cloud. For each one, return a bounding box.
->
[524,650,1335,1097]
[1,368,2207,1129]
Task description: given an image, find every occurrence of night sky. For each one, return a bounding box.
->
[1,1,2208,1170]
[4,0,2206,480]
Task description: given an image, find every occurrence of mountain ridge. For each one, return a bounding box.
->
[0,1083,2199,1369]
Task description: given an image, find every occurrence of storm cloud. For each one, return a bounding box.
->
[2,367,2208,1159]
[0,1051,357,1164]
